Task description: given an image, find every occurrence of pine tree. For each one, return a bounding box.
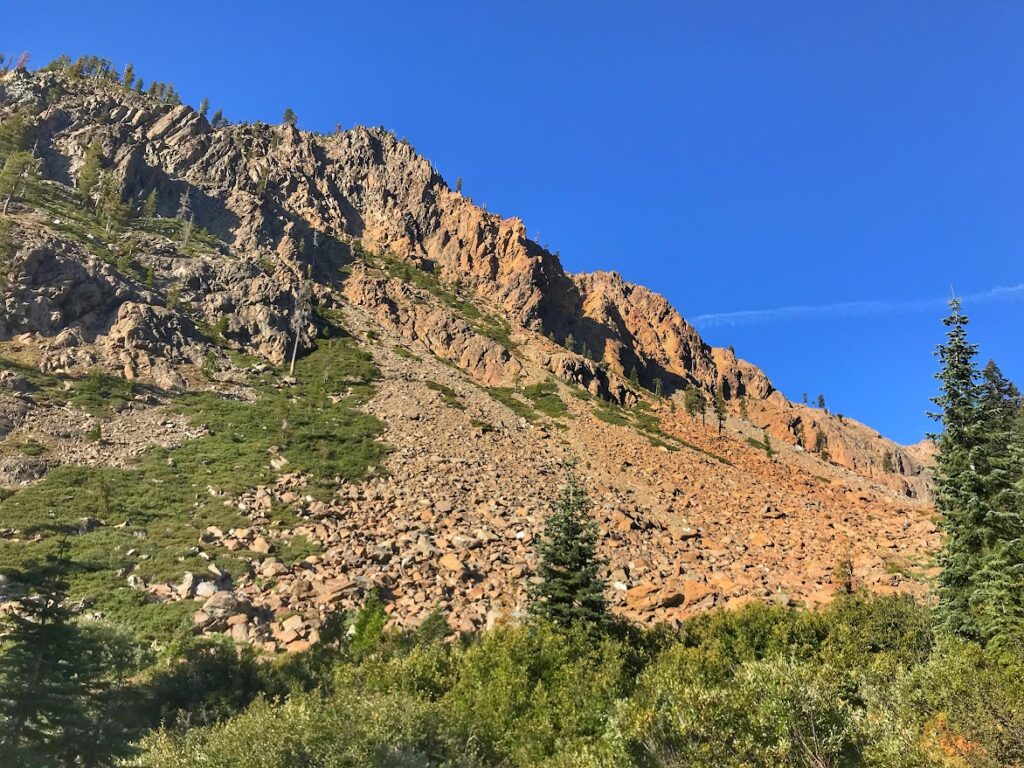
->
[177,188,193,247]
[0,546,127,766]
[0,152,39,216]
[970,360,1024,644]
[714,390,727,435]
[654,377,664,398]
[530,472,608,630]
[122,63,134,89]
[628,366,640,387]
[814,430,830,462]
[684,387,707,423]
[95,172,128,234]
[77,139,104,207]
[198,97,210,119]
[564,333,576,353]
[455,176,463,194]
[930,298,987,639]
[282,108,297,126]
[817,393,826,410]
[0,112,31,167]
[142,188,158,221]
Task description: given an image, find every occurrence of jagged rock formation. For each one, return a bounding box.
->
[2,64,930,496]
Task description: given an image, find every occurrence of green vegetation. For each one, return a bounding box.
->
[596,401,732,464]
[683,386,707,423]
[14,439,45,457]
[120,594,1024,768]
[486,386,540,422]
[0,329,385,644]
[522,380,568,419]
[930,300,1024,646]
[391,345,419,360]
[530,472,608,630]
[425,380,464,409]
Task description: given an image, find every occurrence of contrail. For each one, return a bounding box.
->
[689,283,1024,328]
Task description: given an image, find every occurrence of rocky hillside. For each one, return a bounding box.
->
[0,62,936,648]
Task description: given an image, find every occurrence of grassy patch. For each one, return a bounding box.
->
[523,381,568,419]
[594,404,631,427]
[29,182,226,265]
[67,369,139,415]
[486,387,538,422]
[391,345,419,361]
[424,380,464,409]
[15,439,46,457]
[0,328,386,643]
[595,402,733,465]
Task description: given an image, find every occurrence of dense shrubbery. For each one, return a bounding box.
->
[122,594,1023,768]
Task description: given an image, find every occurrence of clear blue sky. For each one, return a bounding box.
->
[6,2,1023,444]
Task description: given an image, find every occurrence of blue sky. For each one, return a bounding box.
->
[5,2,1023,443]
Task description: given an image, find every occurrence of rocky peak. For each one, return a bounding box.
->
[0,65,931,497]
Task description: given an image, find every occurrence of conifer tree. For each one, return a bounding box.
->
[282,108,297,126]
[971,360,1024,644]
[95,172,128,234]
[142,188,158,221]
[814,430,830,462]
[714,390,727,434]
[122,63,134,89]
[684,387,707,423]
[76,139,104,207]
[0,112,31,167]
[564,333,576,354]
[210,109,224,128]
[530,471,608,630]
[0,152,39,216]
[930,298,987,638]
[198,98,210,119]
[0,546,127,766]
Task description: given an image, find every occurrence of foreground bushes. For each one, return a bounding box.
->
[132,595,1024,768]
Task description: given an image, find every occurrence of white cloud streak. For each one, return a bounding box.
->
[689,283,1024,329]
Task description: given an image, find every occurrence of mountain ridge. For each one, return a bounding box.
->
[0,60,937,641]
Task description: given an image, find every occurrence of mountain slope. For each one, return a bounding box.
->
[0,62,936,644]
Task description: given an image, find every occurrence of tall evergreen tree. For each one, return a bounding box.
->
[714,389,727,435]
[0,152,39,216]
[970,360,1024,644]
[142,188,158,221]
[930,298,988,639]
[530,472,608,629]
[76,139,104,207]
[684,387,707,423]
[0,112,31,167]
[282,108,297,126]
[0,547,128,766]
